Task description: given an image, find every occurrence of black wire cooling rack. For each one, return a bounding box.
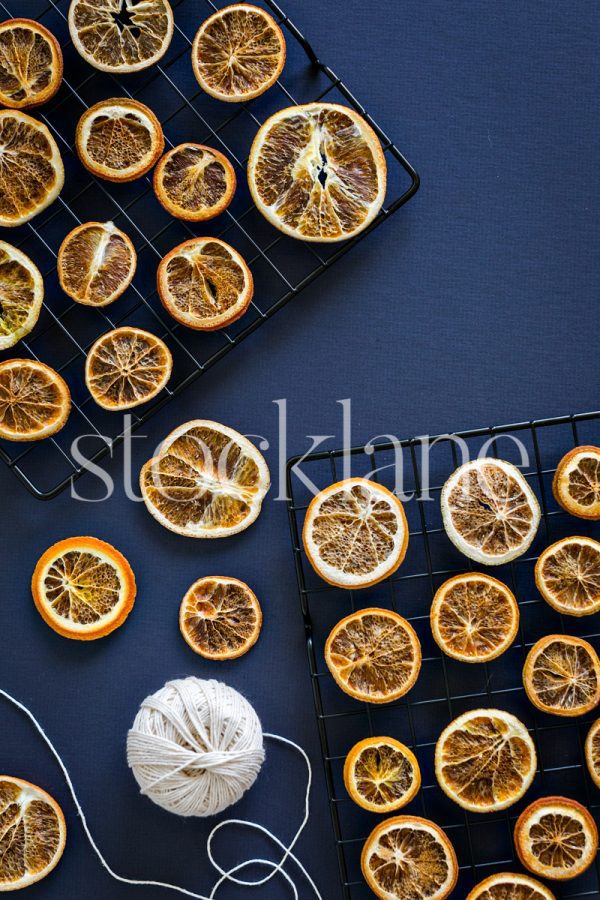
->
[0,0,418,499]
[286,412,600,899]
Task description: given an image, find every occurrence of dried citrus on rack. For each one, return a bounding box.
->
[157,237,253,331]
[514,796,598,880]
[76,98,164,182]
[344,736,421,813]
[441,458,541,565]
[0,359,70,442]
[179,576,262,660]
[466,872,556,900]
[0,242,43,351]
[535,536,600,616]
[435,708,536,812]
[153,144,236,221]
[0,109,63,227]
[32,536,136,640]
[58,221,137,307]
[585,718,600,788]
[361,816,458,900]
[140,419,270,538]
[523,634,600,716]
[192,4,286,102]
[553,446,600,520]
[0,19,62,109]
[68,0,174,73]
[248,102,387,242]
[85,327,172,411]
[0,776,66,890]
[324,608,421,704]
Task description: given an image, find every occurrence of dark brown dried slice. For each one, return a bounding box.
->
[85,327,172,411]
[553,446,600,519]
[585,718,600,788]
[535,537,600,616]
[523,634,600,716]
[179,576,262,659]
[0,358,70,441]
[466,872,556,899]
[153,143,236,221]
[0,19,63,109]
[58,221,136,307]
[514,796,598,880]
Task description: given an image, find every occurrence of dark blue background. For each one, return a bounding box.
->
[1,1,598,898]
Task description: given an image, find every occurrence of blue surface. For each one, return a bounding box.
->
[0,1,599,898]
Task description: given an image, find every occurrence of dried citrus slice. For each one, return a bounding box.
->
[344,736,421,813]
[466,872,556,900]
[0,19,62,109]
[32,536,136,640]
[535,536,600,616]
[192,4,285,102]
[302,478,408,589]
[85,326,172,411]
[430,573,519,662]
[140,419,270,538]
[0,109,63,227]
[248,103,387,242]
[0,241,43,351]
[435,708,536,812]
[57,221,136,307]
[0,776,66,890]
[523,634,600,716]
[361,816,458,900]
[153,144,236,221]
[553,446,600,520]
[0,359,70,442]
[157,237,253,331]
[68,0,174,73]
[514,796,598,880]
[441,458,541,565]
[585,718,600,788]
[325,608,421,704]
[75,98,164,182]
[179,576,262,660]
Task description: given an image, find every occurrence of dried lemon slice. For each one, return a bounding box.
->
[585,718,600,789]
[553,446,600,520]
[76,98,164,182]
[58,221,136,307]
[466,872,556,900]
[153,144,236,221]
[85,327,172,411]
[535,536,600,616]
[0,359,70,442]
[0,241,43,351]
[0,19,63,109]
[344,736,421,813]
[514,796,598,880]
[0,109,63,227]
[523,634,600,716]
[179,576,262,660]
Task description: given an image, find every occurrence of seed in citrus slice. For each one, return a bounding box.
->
[553,446,600,520]
[85,326,172,411]
[58,221,136,307]
[157,237,253,331]
[466,872,556,900]
[179,576,261,660]
[140,419,270,538]
[32,536,136,640]
[248,103,387,242]
[535,536,600,617]
[0,109,63,227]
[435,708,536,812]
[68,0,174,74]
[0,359,70,442]
[76,98,164,182]
[585,718,600,789]
[0,19,63,109]
[344,736,421,813]
[302,478,408,589]
[430,572,519,662]
[325,608,421,704]
[0,776,66,891]
[153,144,236,221]
[523,634,600,717]
[0,241,43,351]
[361,815,458,900]
[514,796,598,880]
[192,4,285,103]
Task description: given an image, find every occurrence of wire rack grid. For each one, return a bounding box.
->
[0,0,418,500]
[286,411,600,899]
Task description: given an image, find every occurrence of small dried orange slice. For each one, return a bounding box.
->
[435,708,536,812]
[58,221,136,307]
[535,536,600,617]
[32,536,136,640]
[514,796,598,880]
[325,608,421,704]
[157,237,253,331]
[466,872,556,900]
[192,4,285,102]
[361,816,458,900]
[76,98,164,182]
[0,109,63,227]
[0,776,66,891]
[85,326,172,411]
[523,634,600,717]
[344,736,421,813]
[0,19,62,109]
[0,241,43,351]
[0,359,70,442]
[179,576,261,660]
[553,446,600,520]
[585,718,600,789]
[153,144,236,222]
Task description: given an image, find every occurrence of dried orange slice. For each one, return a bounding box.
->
[0,359,70,442]
[0,241,43,351]
[68,0,174,73]
[140,419,270,538]
[153,144,236,221]
[441,458,541,565]
[466,872,556,900]
[85,326,172,411]
[430,573,519,662]
[523,634,600,717]
[58,221,136,307]
[32,536,136,640]
[302,478,408,589]
[361,816,458,900]
[0,776,66,890]
[344,736,421,813]
[248,103,387,242]
[514,796,598,880]
[0,19,62,109]
[179,576,261,660]
[435,708,536,812]
[553,446,600,520]
[535,536,600,617]
[192,4,285,102]
[75,98,164,182]
[325,608,421,704]
[0,109,63,227]
[157,237,253,331]
[585,718,600,789]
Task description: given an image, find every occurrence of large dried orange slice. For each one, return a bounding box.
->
[0,776,66,891]
[553,446,600,520]
[0,109,63,227]
[32,536,136,640]
[514,796,598,880]
[192,4,285,102]
[85,326,172,411]
[153,144,236,221]
[58,221,136,307]
[344,736,421,813]
[523,634,600,717]
[68,0,174,73]
[140,419,270,538]
[76,98,164,182]
[179,575,262,660]
[361,816,458,900]
[325,608,421,704]
[466,872,556,900]
[0,359,70,442]
[157,237,253,331]
[0,19,62,109]
[441,458,541,565]
[585,718,600,788]
[0,241,43,351]
[435,709,536,812]
[535,536,600,616]
[302,478,408,589]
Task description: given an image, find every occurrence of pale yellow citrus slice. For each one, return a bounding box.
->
[0,241,43,351]
[0,359,70,442]
[153,144,236,221]
[85,326,172,411]
[344,736,421,813]
[553,445,600,520]
[535,536,600,616]
[0,109,63,227]
[179,576,262,660]
[466,872,556,900]
[514,796,598,880]
[0,19,63,109]
[523,634,600,716]
[585,718,600,789]
[57,221,136,307]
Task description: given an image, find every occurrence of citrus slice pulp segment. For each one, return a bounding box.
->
[58,221,136,307]
[85,326,172,411]
[0,19,63,109]
[0,110,63,227]
[76,98,164,182]
[466,872,556,899]
[514,796,598,880]
[179,576,262,659]
[0,359,70,442]
[535,537,600,616]
[523,634,600,716]
[585,718,600,788]
[0,241,43,351]
[553,446,600,519]
[153,144,236,221]
[344,737,421,813]
[248,103,387,242]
